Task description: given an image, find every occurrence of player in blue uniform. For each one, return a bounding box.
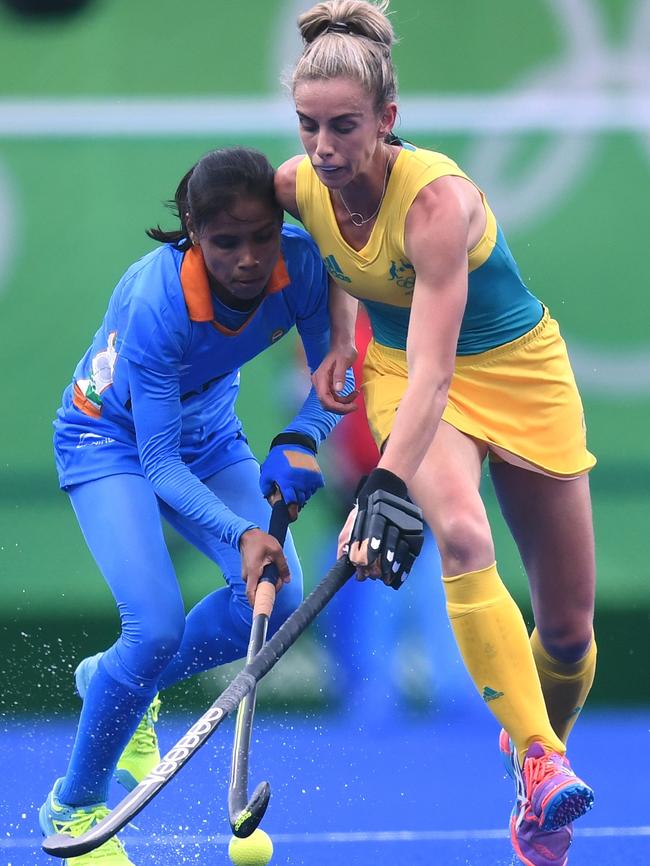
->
[39,146,354,866]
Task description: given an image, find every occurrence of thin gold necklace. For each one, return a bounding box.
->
[338,154,391,227]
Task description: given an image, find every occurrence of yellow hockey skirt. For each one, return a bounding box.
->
[362,309,596,478]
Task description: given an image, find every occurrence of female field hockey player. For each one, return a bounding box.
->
[275,2,598,864]
[39,146,354,866]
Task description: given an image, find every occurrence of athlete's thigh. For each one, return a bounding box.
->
[489,461,595,624]
[407,421,494,574]
[161,458,302,591]
[69,473,182,616]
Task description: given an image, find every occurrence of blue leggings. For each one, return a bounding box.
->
[58,459,302,804]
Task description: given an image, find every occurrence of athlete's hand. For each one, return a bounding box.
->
[239,528,290,608]
[337,504,380,580]
[312,345,359,414]
[337,503,358,559]
[260,437,324,519]
[343,469,425,589]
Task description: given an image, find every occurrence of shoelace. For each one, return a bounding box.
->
[129,696,161,754]
[514,748,575,832]
[524,751,572,795]
[55,806,126,857]
[515,799,539,830]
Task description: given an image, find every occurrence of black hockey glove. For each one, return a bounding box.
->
[351,468,424,590]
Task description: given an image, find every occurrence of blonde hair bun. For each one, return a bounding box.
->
[292,0,397,110]
[299,0,394,48]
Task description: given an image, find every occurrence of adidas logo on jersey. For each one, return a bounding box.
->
[323,255,352,283]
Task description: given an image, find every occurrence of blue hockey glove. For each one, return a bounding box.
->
[260,432,324,509]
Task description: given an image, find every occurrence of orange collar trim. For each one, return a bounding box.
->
[180,246,290,322]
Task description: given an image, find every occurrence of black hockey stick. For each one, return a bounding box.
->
[42,554,356,858]
[228,494,290,838]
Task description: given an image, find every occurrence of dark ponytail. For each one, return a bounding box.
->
[147,166,195,250]
[147,147,283,251]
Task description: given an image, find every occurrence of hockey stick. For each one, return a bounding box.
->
[228,494,290,838]
[42,554,355,858]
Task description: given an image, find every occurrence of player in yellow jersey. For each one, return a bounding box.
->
[275,3,598,865]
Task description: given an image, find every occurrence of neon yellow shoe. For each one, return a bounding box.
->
[114,694,161,791]
[115,695,160,791]
[75,654,161,792]
[39,778,135,865]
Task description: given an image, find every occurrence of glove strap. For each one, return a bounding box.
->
[270,432,318,454]
[356,467,407,509]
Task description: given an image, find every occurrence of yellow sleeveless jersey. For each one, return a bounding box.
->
[296,144,543,353]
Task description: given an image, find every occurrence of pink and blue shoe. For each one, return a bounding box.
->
[499,729,594,866]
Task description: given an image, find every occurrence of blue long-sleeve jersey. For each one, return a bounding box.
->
[54,223,353,548]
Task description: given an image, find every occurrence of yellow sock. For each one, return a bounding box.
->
[443,562,565,760]
[531,628,597,745]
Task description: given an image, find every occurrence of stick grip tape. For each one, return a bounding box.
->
[252,581,276,618]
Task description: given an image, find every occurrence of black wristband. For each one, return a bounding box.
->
[353,474,369,502]
[356,467,408,510]
[270,431,318,454]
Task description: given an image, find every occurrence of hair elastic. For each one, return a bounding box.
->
[326,21,353,34]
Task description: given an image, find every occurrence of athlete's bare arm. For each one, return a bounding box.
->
[377,175,482,483]
[276,155,359,408]
[274,156,303,221]
[311,278,359,408]
[328,280,358,357]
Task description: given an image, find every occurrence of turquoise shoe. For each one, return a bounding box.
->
[39,777,135,865]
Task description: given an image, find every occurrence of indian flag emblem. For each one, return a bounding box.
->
[73,331,118,418]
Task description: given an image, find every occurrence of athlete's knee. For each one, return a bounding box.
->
[119,608,186,676]
[434,510,494,575]
[536,624,595,664]
[137,626,186,668]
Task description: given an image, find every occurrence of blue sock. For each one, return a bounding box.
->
[58,659,157,806]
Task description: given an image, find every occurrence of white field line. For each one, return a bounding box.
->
[1,93,650,137]
[5,825,650,848]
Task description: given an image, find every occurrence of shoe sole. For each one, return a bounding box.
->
[38,799,53,837]
[501,732,595,831]
[541,782,595,830]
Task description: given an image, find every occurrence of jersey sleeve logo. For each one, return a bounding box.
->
[72,331,118,419]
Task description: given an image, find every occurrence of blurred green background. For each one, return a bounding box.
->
[0,0,647,712]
